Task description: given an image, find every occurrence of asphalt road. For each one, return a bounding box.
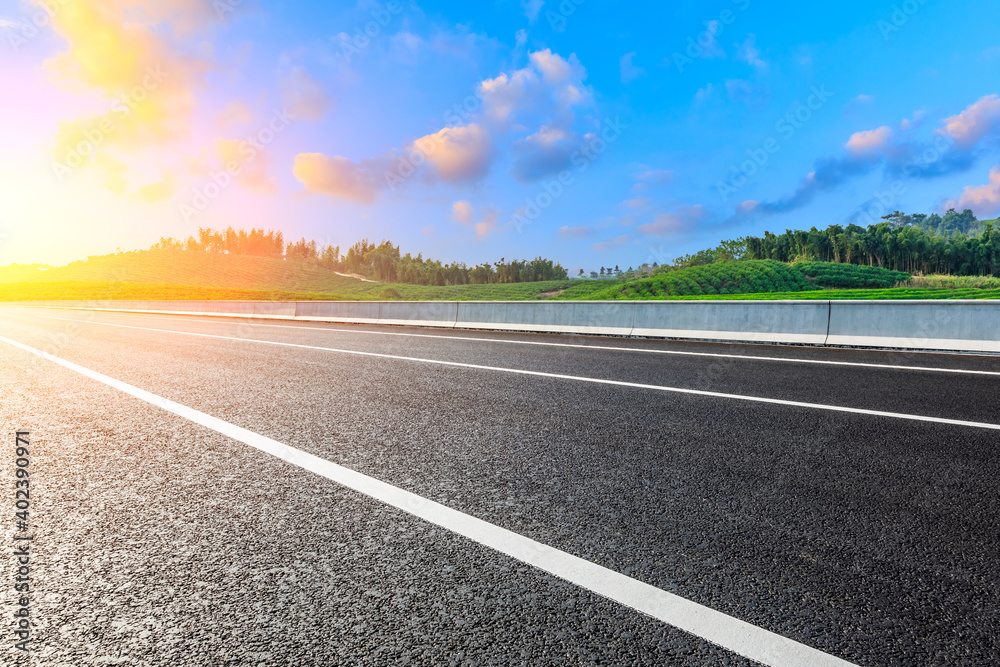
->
[2,305,999,666]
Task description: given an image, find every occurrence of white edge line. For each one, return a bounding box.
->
[20,314,1000,432]
[0,332,857,667]
[18,307,1000,378]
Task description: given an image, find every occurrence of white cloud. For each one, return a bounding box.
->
[693,83,714,106]
[452,200,473,224]
[530,48,575,84]
[845,126,893,155]
[632,168,673,192]
[293,154,378,203]
[559,225,592,238]
[214,101,254,130]
[477,49,591,131]
[638,206,707,236]
[843,94,874,116]
[475,207,501,237]
[280,67,332,121]
[900,108,926,131]
[217,139,277,194]
[592,234,629,252]
[620,52,645,83]
[427,26,492,59]
[939,94,1000,148]
[521,0,544,23]
[412,124,495,182]
[293,48,595,200]
[736,35,765,69]
[390,31,425,59]
[623,198,651,210]
[510,126,581,182]
[945,166,1000,216]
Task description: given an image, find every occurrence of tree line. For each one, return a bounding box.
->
[150,227,568,286]
[743,209,1000,276]
[151,227,286,257]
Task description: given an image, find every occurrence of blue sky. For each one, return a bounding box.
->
[2,0,1000,271]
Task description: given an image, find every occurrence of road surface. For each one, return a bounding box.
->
[1,306,998,665]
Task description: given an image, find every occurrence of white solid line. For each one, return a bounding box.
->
[24,308,1000,377]
[24,315,1000,432]
[0,332,857,667]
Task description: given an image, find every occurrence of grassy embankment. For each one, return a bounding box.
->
[0,250,581,301]
[3,250,1000,301]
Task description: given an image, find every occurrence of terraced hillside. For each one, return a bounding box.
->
[564,261,911,300]
[795,262,910,289]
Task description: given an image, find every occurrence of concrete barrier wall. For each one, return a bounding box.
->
[9,299,1000,353]
[146,301,198,312]
[827,300,1000,353]
[95,300,151,311]
[295,301,380,324]
[377,301,458,328]
[632,300,830,345]
[456,301,634,335]
[252,302,296,319]
[205,301,255,316]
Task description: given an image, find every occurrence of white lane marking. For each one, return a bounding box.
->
[24,308,1000,377]
[22,315,1000,432]
[0,333,856,667]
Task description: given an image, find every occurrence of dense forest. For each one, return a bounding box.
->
[150,227,568,286]
[743,209,1000,276]
[646,209,1000,278]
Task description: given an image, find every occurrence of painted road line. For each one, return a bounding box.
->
[24,308,1000,377]
[20,316,1000,432]
[0,332,857,667]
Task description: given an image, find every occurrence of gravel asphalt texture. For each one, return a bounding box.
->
[1,306,999,666]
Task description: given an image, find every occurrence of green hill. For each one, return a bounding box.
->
[0,249,365,293]
[0,249,585,301]
[794,262,910,289]
[561,261,911,300]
